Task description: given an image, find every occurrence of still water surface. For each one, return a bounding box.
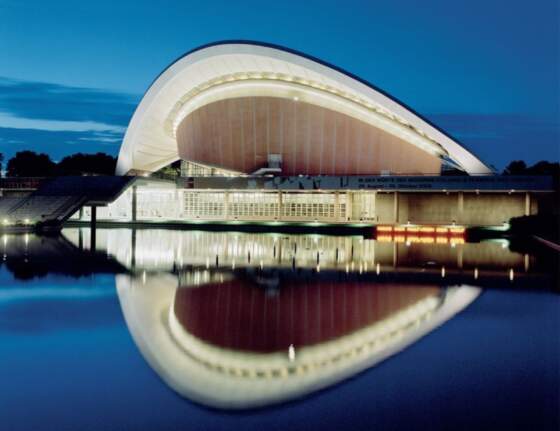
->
[0,228,558,430]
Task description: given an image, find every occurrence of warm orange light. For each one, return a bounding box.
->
[420,226,435,233]
[449,227,465,234]
[377,224,465,245]
[377,235,393,242]
[377,226,393,232]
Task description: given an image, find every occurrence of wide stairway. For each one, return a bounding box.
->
[0,176,134,227]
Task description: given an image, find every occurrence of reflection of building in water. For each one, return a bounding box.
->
[0,233,125,279]
[62,228,545,288]
[117,270,480,409]
[174,277,441,353]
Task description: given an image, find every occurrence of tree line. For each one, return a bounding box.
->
[0,151,556,178]
[0,151,117,177]
[502,160,559,176]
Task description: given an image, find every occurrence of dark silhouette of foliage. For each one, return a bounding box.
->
[56,152,117,176]
[503,160,527,175]
[503,160,559,190]
[509,214,559,242]
[503,160,559,176]
[6,151,117,177]
[524,161,560,176]
[7,151,57,177]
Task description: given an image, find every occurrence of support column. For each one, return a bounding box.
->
[131,185,137,222]
[131,228,136,270]
[393,192,399,224]
[334,191,340,222]
[224,191,230,220]
[175,189,181,219]
[278,191,283,221]
[372,191,377,222]
[346,192,353,221]
[457,245,463,269]
[78,228,83,250]
[524,192,531,216]
[90,206,97,251]
[457,192,464,224]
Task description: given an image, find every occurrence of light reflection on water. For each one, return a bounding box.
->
[117,269,479,408]
[0,228,558,425]
[60,228,543,287]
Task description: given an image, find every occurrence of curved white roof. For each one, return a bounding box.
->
[117,41,492,175]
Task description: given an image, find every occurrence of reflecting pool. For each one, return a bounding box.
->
[0,228,558,430]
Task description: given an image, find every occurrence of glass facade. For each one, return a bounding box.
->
[183,191,347,221]
[67,178,537,226]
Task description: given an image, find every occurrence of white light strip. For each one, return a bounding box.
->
[167,294,442,379]
[166,74,447,158]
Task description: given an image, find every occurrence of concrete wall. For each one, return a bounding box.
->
[360,191,544,226]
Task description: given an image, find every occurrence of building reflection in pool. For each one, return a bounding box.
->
[117,267,479,409]
[1,228,554,409]
[60,227,552,290]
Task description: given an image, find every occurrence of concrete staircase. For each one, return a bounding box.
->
[0,176,134,229]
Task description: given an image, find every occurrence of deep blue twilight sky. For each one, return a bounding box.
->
[0,0,558,169]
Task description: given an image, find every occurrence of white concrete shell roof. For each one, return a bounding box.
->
[116,41,492,175]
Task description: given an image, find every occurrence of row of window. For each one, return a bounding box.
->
[184,192,348,220]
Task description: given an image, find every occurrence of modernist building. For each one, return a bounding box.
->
[117,42,491,176]
[78,42,552,227]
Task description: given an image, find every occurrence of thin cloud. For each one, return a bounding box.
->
[77,136,122,143]
[0,76,138,126]
[0,77,134,159]
[0,112,126,133]
[0,127,122,161]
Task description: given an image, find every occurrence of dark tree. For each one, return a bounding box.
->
[503,160,527,175]
[56,152,117,176]
[525,160,560,176]
[0,152,3,177]
[503,159,559,179]
[7,151,57,177]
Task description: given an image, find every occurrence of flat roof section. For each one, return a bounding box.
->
[186,175,555,192]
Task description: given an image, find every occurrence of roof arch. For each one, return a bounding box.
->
[117,41,492,175]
